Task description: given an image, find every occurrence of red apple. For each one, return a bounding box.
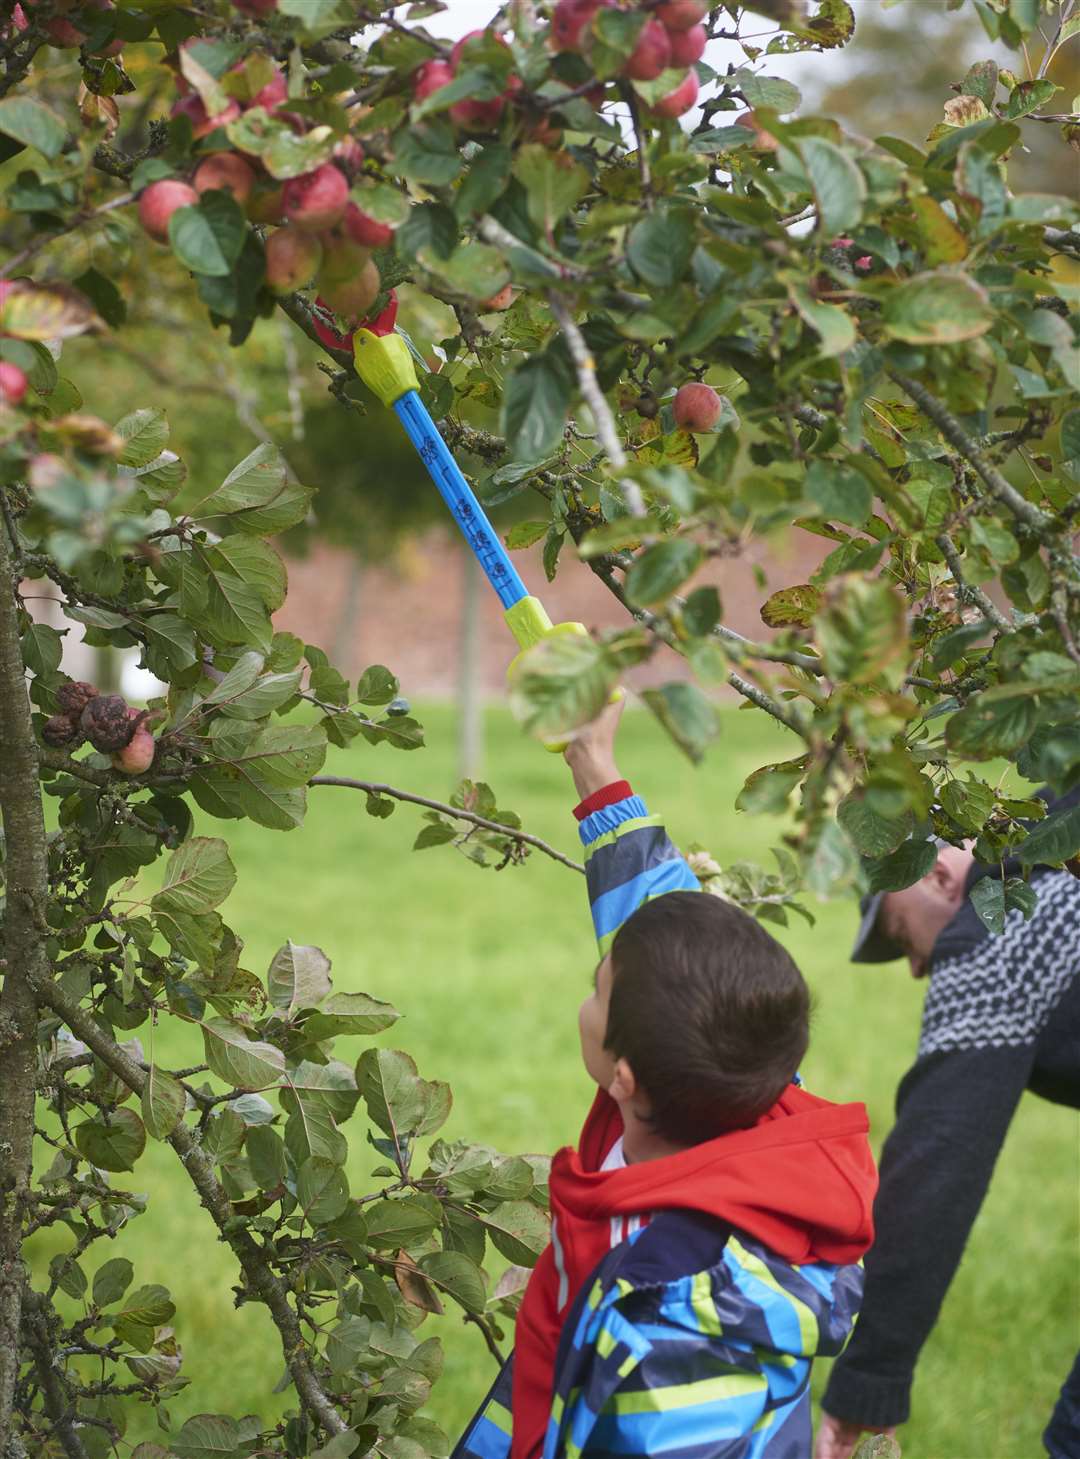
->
[651,68,699,118]
[233,0,277,13]
[481,284,513,311]
[673,381,724,432]
[249,69,287,111]
[342,201,394,249]
[0,363,28,407]
[282,163,348,232]
[667,22,706,66]
[264,227,323,295]
[550,0,615,52]
[623,18,671,81]
[112,716,156,775]
[194,151,256,204]
[318,258,381,324]
[655,0,708,31]
[413,58,455,103]
[170,93,241,140]
[449,95,507,131]
[138,179,199,243]
[332,135,365,178]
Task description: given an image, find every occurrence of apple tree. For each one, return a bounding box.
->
[1,1,1079,1456]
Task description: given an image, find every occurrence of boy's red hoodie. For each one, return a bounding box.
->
[510,1082,876,1459]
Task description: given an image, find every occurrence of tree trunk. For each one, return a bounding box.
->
[0,523,49,1454]
[457,548,484,782]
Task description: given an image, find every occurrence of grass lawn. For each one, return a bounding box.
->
[29,702,1078,1458]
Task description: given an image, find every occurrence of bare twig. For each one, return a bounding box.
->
[546,294,648,518]
[936,533,1013,633]
[308,777,584,873]
[1038,0,1077,76]
[890,372,1056,540]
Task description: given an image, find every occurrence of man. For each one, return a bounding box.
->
[815,791,1080,1459]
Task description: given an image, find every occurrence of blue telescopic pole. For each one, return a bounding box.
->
[393,390,528,612]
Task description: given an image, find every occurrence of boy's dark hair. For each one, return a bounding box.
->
[606,891,810,1146]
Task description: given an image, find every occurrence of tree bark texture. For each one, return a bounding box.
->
[0,522,49,1455]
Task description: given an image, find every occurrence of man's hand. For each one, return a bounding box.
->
[563,696,625,802]
[814,1412,898,1459]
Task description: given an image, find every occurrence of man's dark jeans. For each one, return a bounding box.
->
[1044,1351,1080,1459]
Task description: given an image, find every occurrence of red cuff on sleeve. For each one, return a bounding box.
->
[573,781,633,822]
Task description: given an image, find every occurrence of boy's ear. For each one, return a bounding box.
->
[608,1057,637,1104]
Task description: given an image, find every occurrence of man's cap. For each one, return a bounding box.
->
[850,890,901,963]
[850,835,950,964]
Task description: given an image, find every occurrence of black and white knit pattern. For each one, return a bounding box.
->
[919,872,1080,1055]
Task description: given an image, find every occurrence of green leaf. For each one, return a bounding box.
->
[507,631,618,740]
[799,137,866,236]
[0,281,102,341]
[513,144,589,234]
[418,1251,485,1314]
[357,1048,452,1140]
[391,120,463,187]
[245,1125,287,1189]
[945,695,1037,759]
[761,584,821,629]
[734,70,801,111]
[788,282,856,359]
[92,1257,134,1308]
[153,838,236,916]
[297,1156,350,1225]
[837,795,914,858]
[0,97,67,159]
[356,664,399,704]
[454,143,512,218]
[970,875,1005,934]
[418,240,509,303]
[641,682,719,765]
[75,1109,146,1173]
[627,207,696,289]
[168,193,246,278]
[866,837,938,894]
[624,541,703,609]
[397,201,460,261]
[115,408,169,469]
[171,1414,241,1459]
[362,1195,440,1248]
[815,576,907,684]
[1060,407,1080,477]
[302,991,400,1041]
[202,1017,286,1089]
[191,443,313,534]
[804,461,871,526]
[480,1200,550,1264]
[266,941,332,1012]
[143,614,198,676]
[1004,78,1058,118]
[505,520,550,550]
[207,536,287,612]
[804,819,861,899]
[502,350,573,462]
[141,1064,186,1140]
[882,271,992,344]
[21,623,62,677]
[1016,806,1080,866]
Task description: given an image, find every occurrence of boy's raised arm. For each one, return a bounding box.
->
[564,700,699,955]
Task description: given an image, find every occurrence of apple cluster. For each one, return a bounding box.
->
[137,51,396,331]
[6,0,124,53]
[550,0,706,117]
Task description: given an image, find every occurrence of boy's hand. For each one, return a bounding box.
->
[813,1412,898,1459]
[564,696,626,802]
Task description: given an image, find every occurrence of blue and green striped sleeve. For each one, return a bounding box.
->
[578,791,700,956]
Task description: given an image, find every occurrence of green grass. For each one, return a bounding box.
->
[29,704,1077,1458]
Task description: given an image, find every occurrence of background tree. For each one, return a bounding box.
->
[1,2,1078,1458]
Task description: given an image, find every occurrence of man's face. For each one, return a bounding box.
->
[579,953,617,1088]
[878,845,974,977]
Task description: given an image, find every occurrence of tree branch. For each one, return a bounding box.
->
[21,1291,90,1459]
[935,533,1014,633]
[545,294,648,518]
[26,975,348,1439]
[308,778,584,873]
[0,525,49,1454]
[889,371,1056,539]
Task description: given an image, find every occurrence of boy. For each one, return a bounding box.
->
[455,702,877,1459]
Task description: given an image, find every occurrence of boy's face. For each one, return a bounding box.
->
[579,953,617,1089]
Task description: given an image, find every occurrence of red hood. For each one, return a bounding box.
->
[511,1085,876,1457]
[558,1083,876,1265]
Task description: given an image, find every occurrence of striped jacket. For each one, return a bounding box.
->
[454,785,875,1459]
